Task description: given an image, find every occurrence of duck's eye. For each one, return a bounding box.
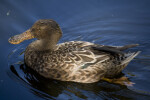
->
[31,28,35,32]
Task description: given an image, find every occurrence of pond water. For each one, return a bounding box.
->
[1,0,150,100]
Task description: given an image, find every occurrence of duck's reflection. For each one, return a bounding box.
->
[9,63,149,100]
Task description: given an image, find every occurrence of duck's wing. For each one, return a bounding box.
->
[57,41,111,69]
[57,41,139,70]
[60,41,119,69]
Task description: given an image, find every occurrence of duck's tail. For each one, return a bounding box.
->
[118,44,139,51]
[121,51,141,65]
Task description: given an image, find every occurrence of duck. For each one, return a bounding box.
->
[8,19,140,83]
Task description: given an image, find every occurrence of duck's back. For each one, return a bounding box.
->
[25,41,140,83]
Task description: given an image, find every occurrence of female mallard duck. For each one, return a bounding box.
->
[9,19,140,83]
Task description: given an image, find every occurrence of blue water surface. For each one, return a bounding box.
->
[1,0,150,100]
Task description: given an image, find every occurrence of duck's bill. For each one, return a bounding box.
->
[8,29,34,44]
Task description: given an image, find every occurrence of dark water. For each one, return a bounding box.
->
[1,0,150,100]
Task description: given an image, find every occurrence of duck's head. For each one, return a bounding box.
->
[8,19,62,44]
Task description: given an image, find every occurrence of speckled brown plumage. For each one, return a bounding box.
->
[9,19,140,83]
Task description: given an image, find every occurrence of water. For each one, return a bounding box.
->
[1,0,150,100]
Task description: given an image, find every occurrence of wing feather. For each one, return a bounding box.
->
[57,41,129,72]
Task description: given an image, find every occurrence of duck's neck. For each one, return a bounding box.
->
[31,39,58,51]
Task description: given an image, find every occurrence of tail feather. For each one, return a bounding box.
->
[121,51,141,65]
[118,44,139,51]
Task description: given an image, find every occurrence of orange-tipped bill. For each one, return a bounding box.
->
[8,29,34,44]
